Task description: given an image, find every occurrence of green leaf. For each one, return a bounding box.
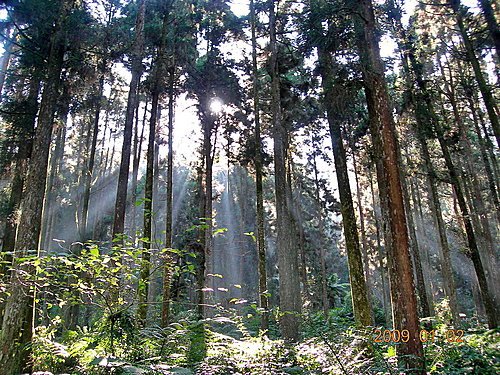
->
[90,247,99,257]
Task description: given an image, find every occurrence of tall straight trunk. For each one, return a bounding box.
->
[400,151,431,319]
[81,69,105,241]
[368,166,392,325]
[1,79,40,258]
[162,68,175,327]
[409,175,436,312]
[196,164,206,319]
[0,79,39,325]
[466,93,500,224]
[43,124,67,251]
[436,109,497,328]
[202,113,214,316]
[430,57,498,328]
[289,174,309,299]
[138,12,169,325]
[269,0,301,341]
[389,0,457,322]
[289,160,308,298]
[250,0,269,332]
[312,149,329,318]
[312,10,372,324]
[131,100,148,244]
[0,1,75,372]
[477,0,500,64]
[450,0,500,147]
[0,27,16,96]
[112,0,145,239]
[352,149,375,313]
[352,0,424,369]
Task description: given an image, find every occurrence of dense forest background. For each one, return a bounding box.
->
[0,0,498,374]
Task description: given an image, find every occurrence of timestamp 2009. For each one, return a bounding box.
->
[372,329,464,343]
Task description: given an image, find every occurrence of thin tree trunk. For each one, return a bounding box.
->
[312,148,329,318]
[250,0,269,332]
[389,0,457,323]
[368,166,392,325]
[311,0,372,325]
[477,0,500,65]
[0,27,15,95]
[270,0,301,341]
[352,149,375,316]
[138,12,169,325]
[466,93,500,224]
[131,99,147,245]
[81,68,105,241]
[400,150,431,319]
[450,0,500,147]
[112,0,145,239]
[162,68,175,327]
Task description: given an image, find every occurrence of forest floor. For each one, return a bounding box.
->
[30,307,499,375]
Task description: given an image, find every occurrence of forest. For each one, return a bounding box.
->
[0,0,498,374]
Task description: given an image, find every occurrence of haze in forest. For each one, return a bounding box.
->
[0,0,498,374]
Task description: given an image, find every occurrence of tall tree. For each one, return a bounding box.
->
[0,0,77,372]
[250,0,269,332]
[269,0,301,341]
[308,0,372,326]
[477,0,500,64]
[138,2,171,325]
[351,0,424,370]
[449,0,499,147]
[112,0,146,239]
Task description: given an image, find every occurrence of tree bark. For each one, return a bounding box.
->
[352,0,424,369]
[311,0,372,325]
[312,148,329,318]
[138,11,169,326]
[450,0,500,148]
[0,1,75,372]
[270,0,301,341]
[477,0,500,65]
[112,0,145,239]
[162,67,175,327]
[0,26,15,96]
[81,67,105,241]
[250,0,269,332]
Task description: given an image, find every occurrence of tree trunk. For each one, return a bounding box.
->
[352,149,376,317]
[389,0,457,323]
[112,0,145,239]
[310,0,372,325]
[368,166,392,325]
[352,0,424,369]
[289,160,309,299]
[400,150,431,319]
[81,68,105,241]
[0,27,16,95]
[312,148,329,318]
[0,1,74,372]
[131,99,147,245]
[138,12,169,326]
[270,0,301,341]
[162,68,175,327]
[430,56,498,328]
[1,79,40,259]
[450,0,500,147]
[466,93,500,224]
[250,0,269,332]
[477,0,500,65]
